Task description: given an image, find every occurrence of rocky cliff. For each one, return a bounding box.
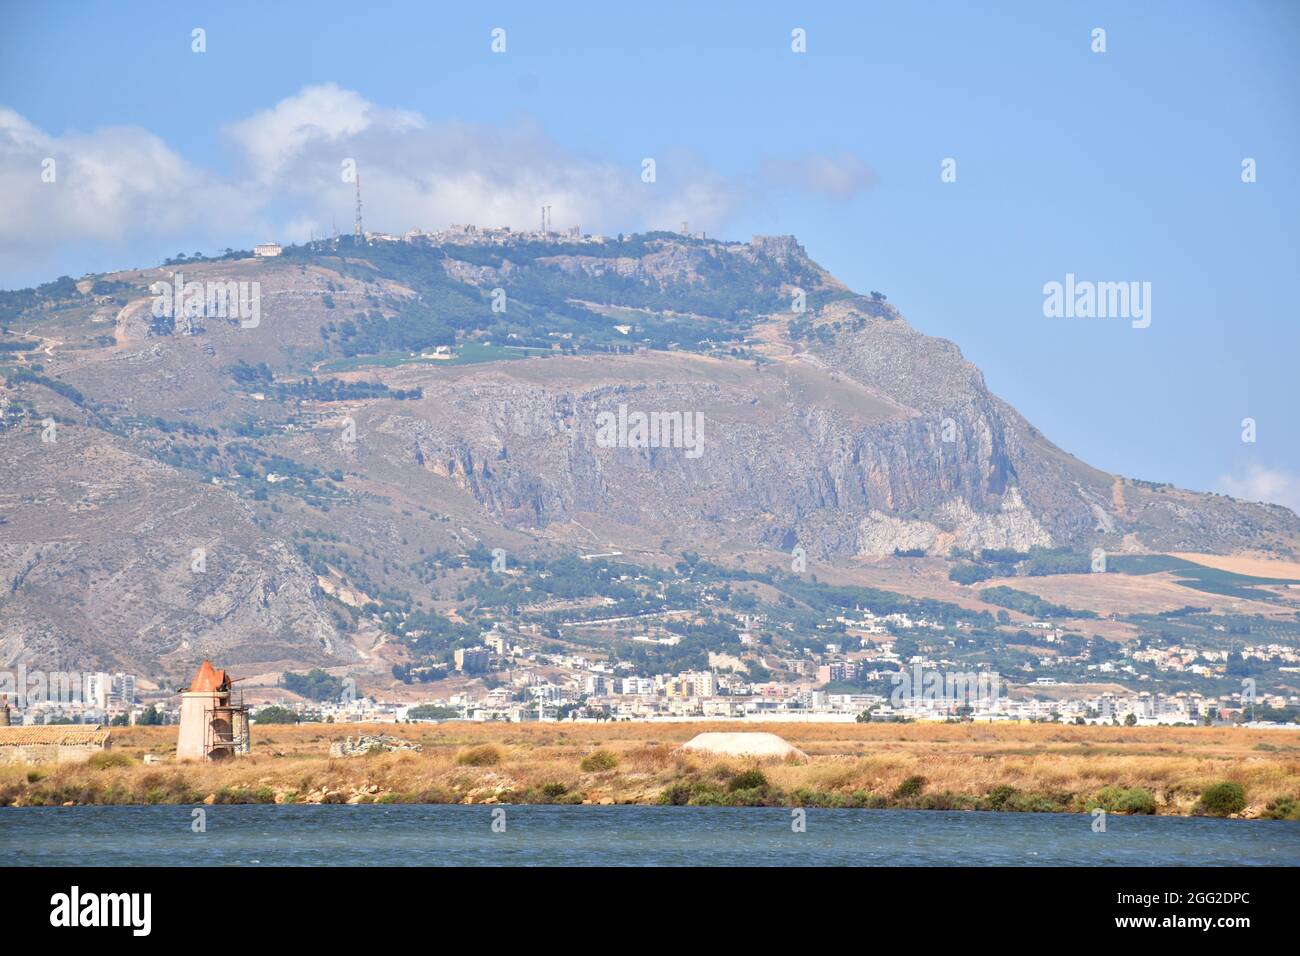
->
[1,231,1295,674]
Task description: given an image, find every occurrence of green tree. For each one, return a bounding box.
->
[253,705,300,725]
[282,668,344,702]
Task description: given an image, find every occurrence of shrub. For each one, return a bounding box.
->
[686,780,728,806]
[210,786,276,805]
[457,744,502,767]
[790,788,834,807]
[1260,797,1300,821]
[1008,792,1070,813]
[725,786,780,807]
[135,774,196,804]
[409,786,455,803]
[580,750,618,772]
[728,768,768,792]
[658,780,730,806]
[540,782,568,799]
[658,782,694,806]
[917,791,976,811]
[985,785,1018,811]
[1195,782,1245,817]
[893,775,926,800]
[1088,785,1157,815]
[983,784,1072,814]
[87,751,133,770]
[789,788,882,809]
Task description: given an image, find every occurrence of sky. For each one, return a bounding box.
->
[1,0,1297,510]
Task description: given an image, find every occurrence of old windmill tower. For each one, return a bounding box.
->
[176,660,250,761]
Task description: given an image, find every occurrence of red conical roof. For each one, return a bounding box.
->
[188,660,231,693]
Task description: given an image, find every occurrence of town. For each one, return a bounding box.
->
[5,605,1297,734]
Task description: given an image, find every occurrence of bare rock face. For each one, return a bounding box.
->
[1,231,1296,676]
[441,257,517,286]
[354,331,1294,561]
[745,235,805,265]
[351,335,1089,559]
[853,491,1053,557]
[0,422,353,677]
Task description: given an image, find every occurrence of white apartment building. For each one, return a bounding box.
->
[619,677,655,696]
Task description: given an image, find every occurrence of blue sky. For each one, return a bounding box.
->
[1,0,1297,508]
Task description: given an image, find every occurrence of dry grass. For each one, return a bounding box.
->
[2,721,1298,817]
[1169,552,1300,580]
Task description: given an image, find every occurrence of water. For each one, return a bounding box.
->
[3,805,1297,866]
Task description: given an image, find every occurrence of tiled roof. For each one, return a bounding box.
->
[0,725,111,746]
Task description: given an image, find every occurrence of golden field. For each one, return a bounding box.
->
[3,721,1299,818]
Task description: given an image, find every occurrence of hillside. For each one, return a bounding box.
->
[1,230,1297,679]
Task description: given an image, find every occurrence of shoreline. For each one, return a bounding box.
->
[3,721,1298,820]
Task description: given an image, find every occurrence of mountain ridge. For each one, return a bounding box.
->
[1,229,1296,677]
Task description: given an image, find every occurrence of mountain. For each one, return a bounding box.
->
[2,230,1296,681]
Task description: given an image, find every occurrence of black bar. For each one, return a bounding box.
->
[3,866,1283,943]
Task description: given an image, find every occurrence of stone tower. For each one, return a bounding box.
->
[176,660,248,761]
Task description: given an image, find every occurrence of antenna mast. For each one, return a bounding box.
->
[354,172,364,241]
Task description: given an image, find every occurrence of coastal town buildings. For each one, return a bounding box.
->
[3,603,1298,734]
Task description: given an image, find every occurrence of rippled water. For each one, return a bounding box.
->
[3,805,1297,866]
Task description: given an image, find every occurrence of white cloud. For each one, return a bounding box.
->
[0,84,857,277]
[226,83,423,184]
[0,106,259,262]
[1216,463,1300,514]
[234,86,740,242]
